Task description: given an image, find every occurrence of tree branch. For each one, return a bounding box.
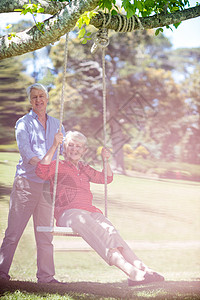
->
[0,0,199,60]
[0,0,99,60]
[0,0,67,15]
[90,5,200,30]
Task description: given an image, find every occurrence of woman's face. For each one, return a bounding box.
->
[64,138,86,165]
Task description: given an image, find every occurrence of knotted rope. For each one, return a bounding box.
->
[115,14,144,32]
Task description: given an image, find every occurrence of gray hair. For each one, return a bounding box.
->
[63,131,87,156]
[26,83,49,102]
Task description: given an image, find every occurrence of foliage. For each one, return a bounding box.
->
[76,11,98,44]
[14,0,45,33]
[76,0,192,40]
[4,0,196,46]
[124,156,200,181]
[47,28,199,168]
[98,0,191,17]
[98,0,191,19]
[0,58,33,145]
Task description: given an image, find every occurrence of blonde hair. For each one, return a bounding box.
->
[63,131,87,156]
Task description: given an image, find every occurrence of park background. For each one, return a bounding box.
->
[0,0,200,298]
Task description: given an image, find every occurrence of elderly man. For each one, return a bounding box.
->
[0,83,65,283]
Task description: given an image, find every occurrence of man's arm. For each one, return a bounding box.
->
[40,132,63,165]
[29,156,41,166]
[15,120,39,164]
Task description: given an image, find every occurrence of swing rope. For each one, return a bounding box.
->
[50,33,69,229]
[102,46,108,218]
[37,11,144,236]
[38,11,143,235]
[90,12,144,217]
[38,27,110,235]
[91,12,110,217]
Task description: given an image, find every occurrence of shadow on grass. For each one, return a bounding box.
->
[0,279,200,299]
[0,182,12,201]
[93,191,190,224]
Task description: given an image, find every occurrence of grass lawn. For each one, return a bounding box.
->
[0,152,200,299]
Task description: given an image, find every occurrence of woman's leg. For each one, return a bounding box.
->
[108,248,146,281]
[58,209,146,281]
[119,247,153,273]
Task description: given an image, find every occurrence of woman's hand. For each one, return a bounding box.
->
[101,147,111,161]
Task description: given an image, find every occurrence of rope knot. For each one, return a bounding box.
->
[91,28,109,54]
[91,12,110,54]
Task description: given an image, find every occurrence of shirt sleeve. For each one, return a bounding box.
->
[84,164,113,184]
[15,119,37,164]
[60,124,66,155]
[35,161,56,180]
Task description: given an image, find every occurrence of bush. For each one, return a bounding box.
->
[124,157,200,182]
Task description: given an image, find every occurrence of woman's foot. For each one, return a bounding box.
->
[128,271,164,286]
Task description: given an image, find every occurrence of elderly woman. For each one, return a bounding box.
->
[36,131,164,286]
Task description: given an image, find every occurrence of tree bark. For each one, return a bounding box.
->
[0,0,66,14]
[0,0,99,60]
[0,0,200,60]
[91,5,200,30]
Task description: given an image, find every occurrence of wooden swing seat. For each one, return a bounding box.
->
[37,226,80,236]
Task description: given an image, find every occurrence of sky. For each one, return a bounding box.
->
[163,12,200,49]
[1,0,200,50]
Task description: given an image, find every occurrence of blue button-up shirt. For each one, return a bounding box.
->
[15,110,65,183]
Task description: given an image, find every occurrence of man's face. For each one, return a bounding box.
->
[30,88,48,114]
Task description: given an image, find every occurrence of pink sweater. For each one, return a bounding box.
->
[36,160,113,223]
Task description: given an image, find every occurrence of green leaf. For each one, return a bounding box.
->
[5,24,12,29]
[166,25,173,31]
[84,16,90,26]
[81,38,87,44]
[99,0,113,10]
[173,22,181,29]
[111,9,118,15]
[155,28,163,36]
[37,7,44,13]
[126,7,134,19]
[76,17,83,29]
[78,27,86,39]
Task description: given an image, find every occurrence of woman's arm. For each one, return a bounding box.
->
[40,132,63,165]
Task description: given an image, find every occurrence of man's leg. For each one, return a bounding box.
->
[0,176,36,279]
[33,181,55,283]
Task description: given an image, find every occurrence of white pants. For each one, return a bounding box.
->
[0,176,55,282]
[58,209,139,265]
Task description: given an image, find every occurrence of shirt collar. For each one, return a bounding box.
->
[65,160,84,170]
[29,109,48,120]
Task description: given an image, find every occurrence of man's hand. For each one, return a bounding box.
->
[53,132,63,148]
